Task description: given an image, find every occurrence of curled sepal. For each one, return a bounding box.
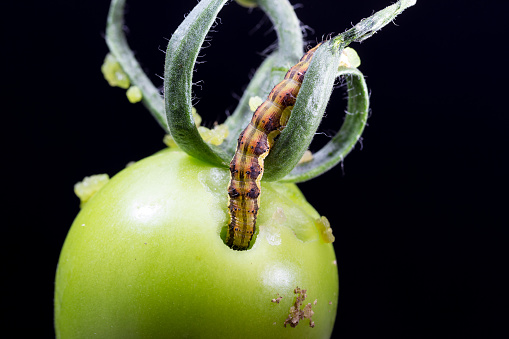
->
[281,67,369,183]
[106,0,166,129]
[164,0,230,167]
[262,41,342,181]
[334,0,417,47]
[263,0,416,181]
[257,0,303,65]
[221,53,277,156]
[222,0,303,156]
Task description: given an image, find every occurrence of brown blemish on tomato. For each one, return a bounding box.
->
[283,287,315,328]
[271,294,283,304]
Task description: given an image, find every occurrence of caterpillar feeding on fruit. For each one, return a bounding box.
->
[226,42,323,250]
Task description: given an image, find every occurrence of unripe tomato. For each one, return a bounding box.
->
[55,148,338,338]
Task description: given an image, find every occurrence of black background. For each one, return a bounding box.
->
[5,0,507,337]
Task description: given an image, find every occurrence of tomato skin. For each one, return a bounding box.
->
[55,149,338,338]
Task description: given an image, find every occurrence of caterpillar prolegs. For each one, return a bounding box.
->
[226,42,323,250]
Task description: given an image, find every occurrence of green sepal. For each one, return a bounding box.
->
[281,68,369,183]
[334,0,417,47]
[263,0,416,181]
[164,0,230,167]
[106,0,167,130]
[263,41,343,181]
[221,53,277,155]
[257,0,303,66]
[222,0,303,156]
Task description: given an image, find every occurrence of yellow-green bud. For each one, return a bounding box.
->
[235,0,258,8]
[101,53,130,89]
[248,96,263,112]
[338,47,361,68]
[74,174,110,208]
[126,86,143,103]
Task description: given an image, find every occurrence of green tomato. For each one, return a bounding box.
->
[54,148,338,338]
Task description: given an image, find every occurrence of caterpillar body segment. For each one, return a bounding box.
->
[226,43,323,250]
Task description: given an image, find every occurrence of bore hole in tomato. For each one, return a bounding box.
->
[220,224,259,251]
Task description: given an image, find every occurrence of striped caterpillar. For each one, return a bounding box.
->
[226,42,323,250]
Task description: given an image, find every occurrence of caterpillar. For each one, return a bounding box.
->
[226,42,323,250]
